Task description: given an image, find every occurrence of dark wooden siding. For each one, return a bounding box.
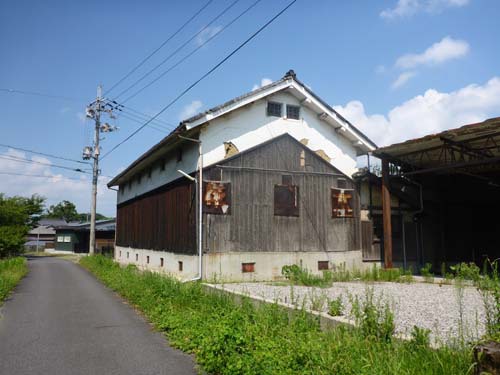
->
[204,135,361,253]
[116,180,196,254]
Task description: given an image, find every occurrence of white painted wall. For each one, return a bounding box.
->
[118,91,359,204]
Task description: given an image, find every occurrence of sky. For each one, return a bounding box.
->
[0,0,499,216]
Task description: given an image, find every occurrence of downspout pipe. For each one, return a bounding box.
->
[178,135,203,282]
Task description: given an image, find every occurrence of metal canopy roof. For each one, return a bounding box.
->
[373,117,500,178]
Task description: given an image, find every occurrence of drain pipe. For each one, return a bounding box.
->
[178,135,203,282]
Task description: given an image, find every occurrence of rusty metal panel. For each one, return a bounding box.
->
[331,188,355,218]
[318,260,329,270]
[241,262,255,273]
[203,181,231,215]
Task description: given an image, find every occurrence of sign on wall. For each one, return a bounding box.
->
[331,188,355,218]
[203,181,231,214]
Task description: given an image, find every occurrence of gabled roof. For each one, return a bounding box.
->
[108,71,376,187]
[55,219,116,232]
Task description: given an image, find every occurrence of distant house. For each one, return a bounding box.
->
[53,219,115,254]
[107,71,376,281]
[25,218,68,250]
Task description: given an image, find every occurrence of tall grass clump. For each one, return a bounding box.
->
[81,255,474,374]
[0,257,28,304]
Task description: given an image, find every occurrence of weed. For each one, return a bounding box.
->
[328,296,344,316]
[281,264,332,287]
[350,288,395,343]
[451,262,481,283]
[409,326,431,348]
[81,255,474,375]
[420,263,434,283]
[0,257,28,304]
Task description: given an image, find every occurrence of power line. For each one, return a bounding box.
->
[0,88,82,102]
[0,143,90,165]
[113,0,241,100]
[119,104,177,128]
[104,0,214,96]
[101,0,297,160]
[0,155,91,174]
[122,0,263,104]
[0,171,86,181]
[118,111,170,134]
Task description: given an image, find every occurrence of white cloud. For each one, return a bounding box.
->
[381,0,469,19]
[76,112,86,123]
[375,65,387,74]
[252,78,273,91]
[179,100,203,120]
[333,77,500,147]
[396,36,469,69]
[392,71,417,89]
[0,149,116,216]
[196,26,222,46]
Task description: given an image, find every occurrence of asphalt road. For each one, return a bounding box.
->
[0,256,197,375]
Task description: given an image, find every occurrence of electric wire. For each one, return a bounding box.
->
[0,143,90,165]
[122,0,263,104]
[104,0,214,96]
[0,155,91,174]
[0,171,86,181]
[112,0,241,100]
[118,112,170,134]
[101,0,297,160]
[0,88,82,102]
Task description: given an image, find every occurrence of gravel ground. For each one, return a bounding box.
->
[220,281,487,343]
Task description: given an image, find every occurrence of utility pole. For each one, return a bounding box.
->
[83,85,117,255]
[89,86,102,254]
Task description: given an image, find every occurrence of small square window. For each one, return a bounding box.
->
[160,258,164,267]
[267,102,282,117]
[242,262,255,273]
[57,236,64,243]
[178,261,183,272]
[318,261,329,270]
[274,184,299,217]
[64,236,71,243]
[286,105,300,120]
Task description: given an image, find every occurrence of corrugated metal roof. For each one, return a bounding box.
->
[373,117,500,176]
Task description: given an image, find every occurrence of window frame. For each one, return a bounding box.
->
[266,101,282,117]
[286,104,300,120]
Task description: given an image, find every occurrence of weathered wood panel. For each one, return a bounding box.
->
[116,180,196,254]
[204,135,361,253]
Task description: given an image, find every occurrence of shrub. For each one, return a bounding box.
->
[420,263,434,283]
[409,325,431,348]
[281,264,332,287]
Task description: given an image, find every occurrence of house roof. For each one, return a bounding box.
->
[28,225,56,235]
[55,219,116,232]
[108,71,376,187]
[373,117,500,177]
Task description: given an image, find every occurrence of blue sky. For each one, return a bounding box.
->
[1,0,499,216]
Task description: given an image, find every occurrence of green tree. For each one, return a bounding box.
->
[0,194,45,257]
[45,200,79,222]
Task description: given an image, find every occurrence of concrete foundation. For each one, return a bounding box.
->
[114,246,367,282]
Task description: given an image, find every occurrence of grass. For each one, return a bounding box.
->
[281,263,415,287]
[0,257,28,305]
[81,255,474,375]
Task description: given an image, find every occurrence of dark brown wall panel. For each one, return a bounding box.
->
[116,182,196,254]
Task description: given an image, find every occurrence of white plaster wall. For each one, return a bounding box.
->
[117,91,359,204]
[117,142,198,204]
[200,91,358,178]
[115,246,368,282]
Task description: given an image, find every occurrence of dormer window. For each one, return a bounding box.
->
[286,105,300,120]
[267,101,282,117]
